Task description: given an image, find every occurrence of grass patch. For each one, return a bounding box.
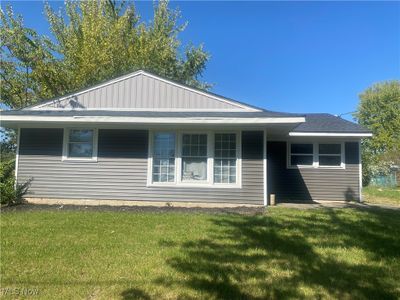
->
[363,185,400,206]
[1,208,400,299]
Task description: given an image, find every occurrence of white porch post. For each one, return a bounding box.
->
[14,127,21,189]
[359,140,362,202]
[263,129,268,206]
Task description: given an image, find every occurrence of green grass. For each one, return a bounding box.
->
[1,208,400,299]
[363,185,400,206]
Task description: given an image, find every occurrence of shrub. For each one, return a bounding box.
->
[0,159,31,206]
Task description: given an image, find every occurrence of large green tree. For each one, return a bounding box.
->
[0,0,210,109]
[354,80,400,185]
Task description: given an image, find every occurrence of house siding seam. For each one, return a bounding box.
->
[17,129,264,205]
[39,74,242,110]
[267,141,360,202]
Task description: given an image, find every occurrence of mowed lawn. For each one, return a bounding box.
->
[1,207,400,299]
[363,185,400,206]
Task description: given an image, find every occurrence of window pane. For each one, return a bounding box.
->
[319,155,341,166]
[182,158,207,181]
[181,134,208,182]
[214,133,237,184]
[291,143,313,154]
[69,143,93,157]
[214,160,236,183]
[153,133,175,182]
[69,129,93,142]
[291,155,313,166]
[319,144,341,155]
[154,133,175,158]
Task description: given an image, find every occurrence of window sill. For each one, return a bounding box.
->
[287,165,345,170]
[147,182,241,189]
[62,157,98,163]
[287,165,314,169]
[318,165,346,170]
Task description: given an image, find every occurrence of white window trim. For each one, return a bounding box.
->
[213,131,242,187]
[62,128,98,162]
[318,142,345,169]
[177,132,211,185]
[287,141,345,169]
[146,131,178,186]
[147,130,242,188]
[287,143,315,169]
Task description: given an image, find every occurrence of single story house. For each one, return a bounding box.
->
[1,70,372,206]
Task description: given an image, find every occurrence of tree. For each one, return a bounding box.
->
[1,0,210,109]
[354,80,400,185]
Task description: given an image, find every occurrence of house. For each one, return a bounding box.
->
[0,70,372,206]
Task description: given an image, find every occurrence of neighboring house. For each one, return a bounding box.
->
[1,70,372,206]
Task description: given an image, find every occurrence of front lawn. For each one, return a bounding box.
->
[1,207,399,299]
[363,185,400,206]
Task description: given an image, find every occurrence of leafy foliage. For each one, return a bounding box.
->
[1,0,210,109]
[1,128,16,161]
[0,159,31,206]
[354,80,400,185]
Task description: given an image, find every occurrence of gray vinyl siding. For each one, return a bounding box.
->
[39,73,242,110]
[17,129,264,205]
[267,141,360,202]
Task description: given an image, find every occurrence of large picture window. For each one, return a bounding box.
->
[214,133,237,183]
[152,133,176,183]
[149,131,241,187]
[181,134,208,181]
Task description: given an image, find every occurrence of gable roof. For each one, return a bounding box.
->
[29,70,262,111]
[1,70,371,136]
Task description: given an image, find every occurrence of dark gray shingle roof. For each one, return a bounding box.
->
[291,113,371,133]
[1,111,370,134]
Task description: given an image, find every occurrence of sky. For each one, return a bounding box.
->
[2,1,400,121]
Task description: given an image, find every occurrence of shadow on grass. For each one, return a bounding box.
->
[121,288,151,300]
[152,208,400,299]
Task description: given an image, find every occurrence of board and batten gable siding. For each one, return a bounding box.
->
[267,141,360,201]
[17,128,264,205]
[36,73,244,110]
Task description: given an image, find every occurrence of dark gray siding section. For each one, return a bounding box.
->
[17,129,264,205]
[267,141,360,202]
[39,73,243,110]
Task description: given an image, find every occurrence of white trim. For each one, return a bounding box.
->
[32,108,252,112]
[287,142,315,169]
[263,129,268,206]
[147,129,242,188]
[359,140,362,202]
[177,132,211,185]
[318,142,345,169]
[289,132,372,137]
[1,115,306,125]
[14,127,20,189]
[287,141,345,169]
[30,70,260,111]
[62,128,98,162]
